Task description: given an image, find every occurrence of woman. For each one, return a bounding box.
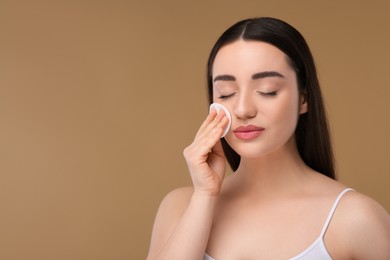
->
[147,17,390,259]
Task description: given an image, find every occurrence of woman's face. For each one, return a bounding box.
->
[212,40,307,158]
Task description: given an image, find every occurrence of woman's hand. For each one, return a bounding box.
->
[183,109,229,196]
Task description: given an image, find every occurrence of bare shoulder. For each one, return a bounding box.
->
[147,186,194,256]
[159,186,194,218]
[331,189,390,259]
[339,190,390,231]
[152,186,194,230]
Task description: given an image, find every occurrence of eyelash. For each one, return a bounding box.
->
[218,93,236,99]
[218,91,278,99]
[258,91,278,97]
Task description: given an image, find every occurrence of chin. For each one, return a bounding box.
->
[225,136,295,160]
[230,142,278,159]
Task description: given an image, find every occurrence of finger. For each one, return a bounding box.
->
[197,110,227,139]
[216,114,229,132]
[208,140,227,179]
[195,109,218,138]
[200,126,224,153]
[201,113,229,141]
[203,117,229,158]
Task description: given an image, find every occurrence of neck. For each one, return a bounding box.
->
[231,139,311,198]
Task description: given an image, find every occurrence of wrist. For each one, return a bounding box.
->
[192,190,219,203]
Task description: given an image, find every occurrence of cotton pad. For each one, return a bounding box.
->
[209,103,232,138]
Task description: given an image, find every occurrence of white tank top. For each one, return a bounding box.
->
[204,188,354,260]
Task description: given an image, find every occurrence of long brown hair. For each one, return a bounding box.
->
[206,17,336,179]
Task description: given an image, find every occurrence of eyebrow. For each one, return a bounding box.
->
[213,74,236,82]
[252,71,284,80]
[213,71,284,83]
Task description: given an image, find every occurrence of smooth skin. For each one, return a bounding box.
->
[147,40,390,259]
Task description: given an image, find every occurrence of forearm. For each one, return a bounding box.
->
[152,192,217,260]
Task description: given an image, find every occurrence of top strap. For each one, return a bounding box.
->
[320,188,355,237]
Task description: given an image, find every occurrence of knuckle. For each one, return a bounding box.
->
[183,147,190,157]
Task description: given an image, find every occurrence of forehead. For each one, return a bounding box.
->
[212,40,293,76]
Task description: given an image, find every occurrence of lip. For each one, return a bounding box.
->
[233,125,265,140]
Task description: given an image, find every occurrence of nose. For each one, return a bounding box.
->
[234,92,257,120]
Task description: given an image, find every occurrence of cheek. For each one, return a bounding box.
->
[266,94,300,130]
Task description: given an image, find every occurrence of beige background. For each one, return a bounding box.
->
[0,1,389,259]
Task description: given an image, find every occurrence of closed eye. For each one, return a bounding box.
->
[218,93,236,99]
[258,91,277,97]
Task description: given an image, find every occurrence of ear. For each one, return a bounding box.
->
[299,91,308,115]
